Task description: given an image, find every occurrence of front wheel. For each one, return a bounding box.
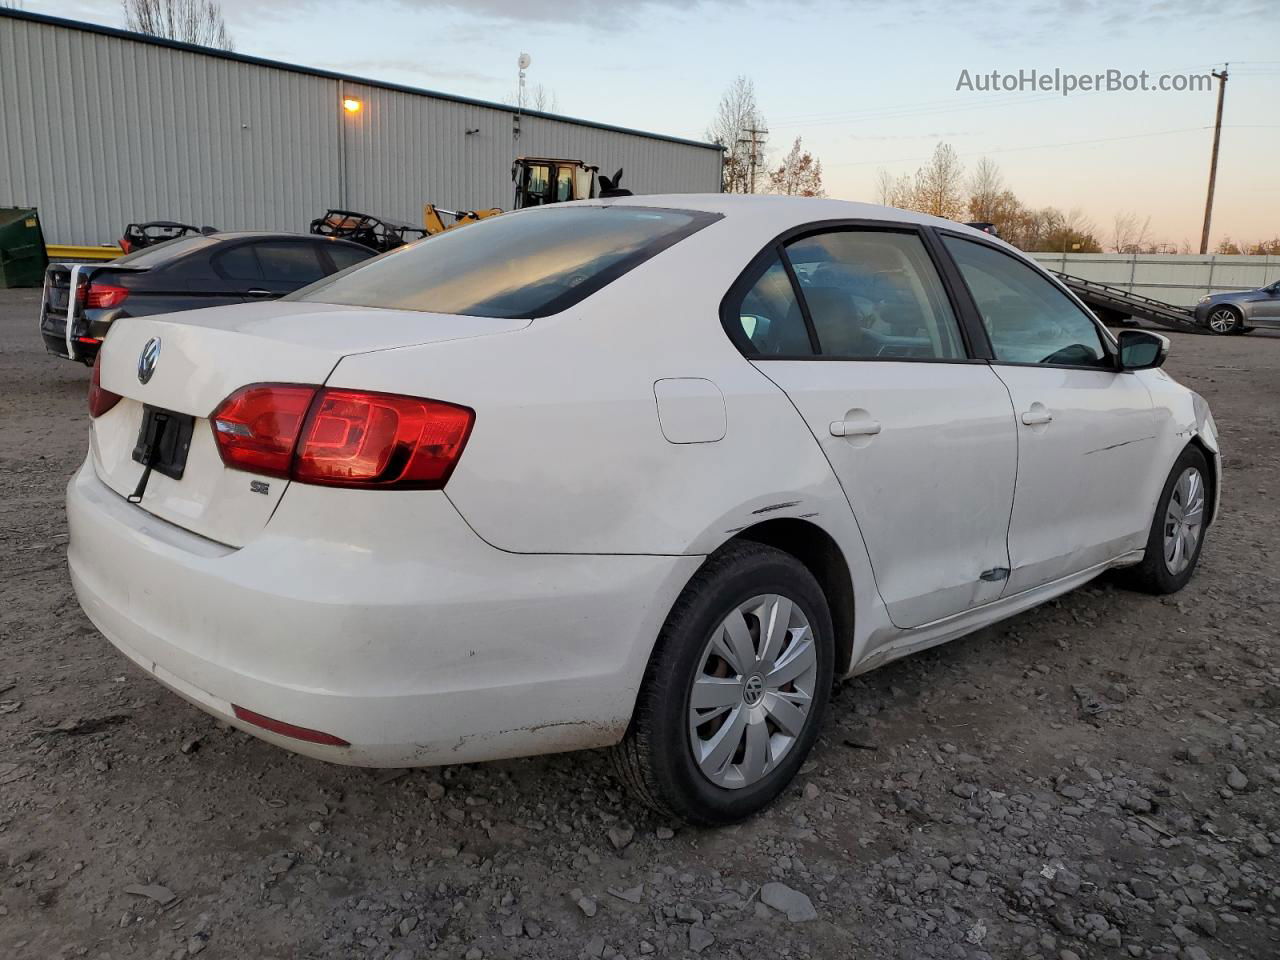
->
[1205,306,1242,335]
[1122,445,1211,594]
[613,542,834,825]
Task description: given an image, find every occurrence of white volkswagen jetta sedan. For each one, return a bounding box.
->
[68,196,1219,824]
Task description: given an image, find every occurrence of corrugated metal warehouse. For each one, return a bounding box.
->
[0,10,723,246]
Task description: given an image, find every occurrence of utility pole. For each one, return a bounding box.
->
[736,126,768,194]
[514,53,531,144]
[1199,65,1228,255]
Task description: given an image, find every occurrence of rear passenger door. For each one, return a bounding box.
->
[727,226,1019,630]
[940,234,1157,594]
[211,242,266,302]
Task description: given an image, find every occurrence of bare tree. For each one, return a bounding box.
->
[123,0,234,50]
[767,137,824,197]
[706,76,766,194]
[505,83,560,113]
[910,142,966,220]
[965,156,1004,223]
[1111,211,1154,253]
[528,84,558,112]
[874,169,914,209]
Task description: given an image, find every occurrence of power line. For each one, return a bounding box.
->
[825,126,1212,169]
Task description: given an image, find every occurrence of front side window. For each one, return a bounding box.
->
[943,236,1109,367]
[522,164,551,205]
[291,206,719,319]
[727,252,814,356]
[555,166,575,202]
[785,230,966,360]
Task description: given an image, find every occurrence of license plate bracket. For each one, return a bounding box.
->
[131,405,195,480]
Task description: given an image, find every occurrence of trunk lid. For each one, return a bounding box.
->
[92,301,528,546]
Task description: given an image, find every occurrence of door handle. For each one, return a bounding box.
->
[246,288,273,298]
[1020,408,1053,426]
[830,419,882,437]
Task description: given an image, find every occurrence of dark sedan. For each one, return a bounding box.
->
[40,232,374,363]
[1194,278,1280,335]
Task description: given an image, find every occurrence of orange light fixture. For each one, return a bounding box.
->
[342,97,362,114]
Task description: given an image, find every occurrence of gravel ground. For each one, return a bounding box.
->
[1,287,1278,960]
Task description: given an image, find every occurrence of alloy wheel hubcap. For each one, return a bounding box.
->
[1208,309,1236,333]
[1163,467,1205,575]
[688,594,817,790]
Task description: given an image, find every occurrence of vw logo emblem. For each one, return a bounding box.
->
[137,337,161,384]
[742,674,765,707]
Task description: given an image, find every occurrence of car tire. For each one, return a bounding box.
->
[1122,445,1211,595]
[613,541,834,825]
[1205,306,1242,335]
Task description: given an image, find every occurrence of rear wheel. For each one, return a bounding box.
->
[1122,445,1211,594]
[1205,306,1242,335]
[614,542,833,825]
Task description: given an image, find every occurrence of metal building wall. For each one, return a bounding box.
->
[1031,252,1279,306]
[0,12,723,245]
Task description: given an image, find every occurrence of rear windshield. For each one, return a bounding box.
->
[288,206,720,319]
[115,235,218,267]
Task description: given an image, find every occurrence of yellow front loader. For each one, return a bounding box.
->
[422,158,629,235]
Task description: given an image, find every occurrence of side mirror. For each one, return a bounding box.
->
[1117,329,1169,371]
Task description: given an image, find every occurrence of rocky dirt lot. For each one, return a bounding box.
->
[1,287,1277,960]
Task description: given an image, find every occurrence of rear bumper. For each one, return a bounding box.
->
[39,303,105,362]
[67,457,700,766]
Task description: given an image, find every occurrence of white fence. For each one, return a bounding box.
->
[1029,253,1279,307]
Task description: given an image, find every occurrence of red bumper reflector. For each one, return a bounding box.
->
[231,705,350,747]
[75,335,102,344]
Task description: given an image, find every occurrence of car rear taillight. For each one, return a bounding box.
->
[294,390,474,488]
[84,282,129,309]
[210,385,474,489]
[88,351,122,418]
[119,236,132,254]
[211,384,318,477]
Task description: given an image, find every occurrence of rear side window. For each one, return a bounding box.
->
[943,236,1109,367]
[255,242,327,284]
[325,243,374,272]
[291,206,720,319]
[725,229,965,361]
[114,235,217,267]
[729,252,814,355]
[786,231,964,360]
[213,245,261,282]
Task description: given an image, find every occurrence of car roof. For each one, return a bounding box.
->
[592,193,1008,247]
[209,231,346,241]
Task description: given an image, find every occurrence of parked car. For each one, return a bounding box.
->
[69,196,1219,824]
[40,232,374,363]
[1195,279,1280,334]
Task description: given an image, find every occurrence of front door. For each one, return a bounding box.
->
[941,234,1157,595]
[1252,283,1280,323]
[728,227,1019,629]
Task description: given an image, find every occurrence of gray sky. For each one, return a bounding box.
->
[24,0,1280,245]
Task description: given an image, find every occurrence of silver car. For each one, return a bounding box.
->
[1195,279,1280,334]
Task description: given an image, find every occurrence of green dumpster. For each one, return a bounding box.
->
[0,207,50,288]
